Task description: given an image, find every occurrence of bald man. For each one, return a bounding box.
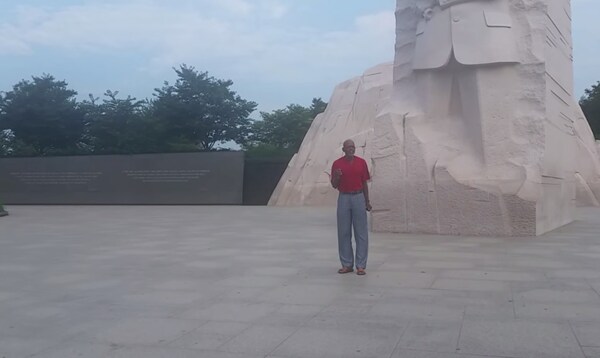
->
[330,140,372,276]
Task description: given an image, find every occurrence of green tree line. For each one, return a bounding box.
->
[581,81,600,140]
[0,64,326,159]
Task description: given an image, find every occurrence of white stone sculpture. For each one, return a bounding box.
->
[270,0,600,236]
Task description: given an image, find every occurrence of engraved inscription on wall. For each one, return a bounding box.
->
[0,152,243,204]
[10,172,102,185]
[123,170,211,183]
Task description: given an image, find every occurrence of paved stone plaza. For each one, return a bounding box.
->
[1,205,600,358]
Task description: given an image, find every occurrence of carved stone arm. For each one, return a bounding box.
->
[438,0,493,9]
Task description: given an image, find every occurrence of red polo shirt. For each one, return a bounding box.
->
[331,156,370,192]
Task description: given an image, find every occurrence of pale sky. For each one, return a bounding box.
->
[0,0,598,113]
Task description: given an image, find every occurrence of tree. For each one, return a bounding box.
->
[0,74,85,156]
[245,98,327,157]
[0,130,37,157]
[309,97,327,119]
[151,65,257,151]
[82,91,164,154]
[581,81,600,140]
[0,97,11,156]
[0,130,13,156]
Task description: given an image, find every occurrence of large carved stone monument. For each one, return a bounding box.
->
[270,0,600,236]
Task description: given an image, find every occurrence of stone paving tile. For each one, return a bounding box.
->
[169,331,234,351]
[149,279,220,291]
[30,342,117,358]
[374,261,415,271]
[571,322,600,347]
[395,319,463,353]
[462,292,515,319]
[257,303,325,326]
[458,318,584,358]
[217,324,298,355]
[259,283,346,305]
[583,347,600,358]
[110,346,263,358]
[175,301,281,322]
[412,260,476,269]
[359,271,437,289]
[190,321,250,336]
[508,257,571,269]
[404,251,499,261]
[589,281,600,296]
[270,325,403,358]
[247,266,301,276]
[214,275,289,288]
[547,270,600,280]
[168,321,249,351]
[0,338,60,358]
[60,300,182,321]
[514,302,600,321]
[439,269,543,282]
[431,278,509,292]
[513,286,600,304]
[216,286,268,301]
[0,309,106,344]
[304,313,409,333]
[319,301,374,316]
[78,317,203,346]
[390,349,506,358]
[119,290,208,306]
[369,301,465,321]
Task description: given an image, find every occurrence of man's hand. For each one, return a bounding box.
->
[332,169,342,179]
[366,201,372,212]
[331,168,343,189]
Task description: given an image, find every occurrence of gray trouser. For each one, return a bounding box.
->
[337,193,369,269]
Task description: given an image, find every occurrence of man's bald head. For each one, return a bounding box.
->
[342,139,356,158]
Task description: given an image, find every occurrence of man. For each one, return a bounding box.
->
[330,139,372,275]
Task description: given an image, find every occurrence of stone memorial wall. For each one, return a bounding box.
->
[0,152,244,204]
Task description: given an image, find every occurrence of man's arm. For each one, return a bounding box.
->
[363,181,372,211]
[331,168,342,189]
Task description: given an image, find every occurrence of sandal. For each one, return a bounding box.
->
[356,268,366,276]
[337,267,354,274]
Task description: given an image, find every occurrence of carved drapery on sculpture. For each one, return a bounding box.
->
[270,0,600,236]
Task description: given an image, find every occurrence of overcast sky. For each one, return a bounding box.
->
[0,0,598,113]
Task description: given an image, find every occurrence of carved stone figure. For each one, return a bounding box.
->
[270,0,600,236]
[369,0,585,235]
[413,0,518,68]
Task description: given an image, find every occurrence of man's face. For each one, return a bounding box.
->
[342,141,355,156]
